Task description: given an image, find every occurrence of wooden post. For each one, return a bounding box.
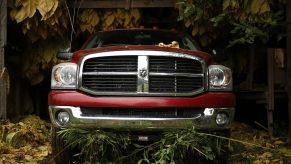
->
[287,0,291,132]
[0,0,7,119]
[247,45,255,90]
[267,49,274,136]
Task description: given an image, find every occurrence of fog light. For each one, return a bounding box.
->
[57,111,70,126]
[216,113,229,125]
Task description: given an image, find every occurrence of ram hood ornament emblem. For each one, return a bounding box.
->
[139,68,147,78]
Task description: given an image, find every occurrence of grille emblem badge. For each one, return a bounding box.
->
[139,68,147,78]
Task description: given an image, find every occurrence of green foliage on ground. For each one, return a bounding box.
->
[59,127,228,163]
[59,124,291,163]
[0,118,290,163]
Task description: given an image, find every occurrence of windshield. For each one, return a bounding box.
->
[83,29,199,50]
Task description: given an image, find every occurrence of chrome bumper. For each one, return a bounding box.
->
[49,106,235,130]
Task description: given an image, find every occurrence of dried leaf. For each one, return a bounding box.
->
[27,30,40,43]
[38,24,48,40]
[6,131,23,147]
[61,14,68,29]
[199,25,206,35]
[10,9,18,21]
[265,143,274,148]
[22,0,39,18]
[105,13,115,27]
[253,160,262,164]
[259,1,270,14]
[79,9,99,33]
[274,140,284,145]
[42,47,54,63]
[13,0,39,23]
[223,0,230,10]
[124,14,131,27]
[271,159,280,163]
[279,148,291,157]
[185,19,191,28]
[42,0,58,20]
[90,10,99,27]
[261,152,272,158]
[117,9,126,19]
[37,0,54,19]
[239,12,247,21]
[24,155,33,160]
[131,9,141,22]
[191,23,198,36]
[230,0,239,9]
[15,7,28,23]
[31,73,44,85]
[250,0,265,14]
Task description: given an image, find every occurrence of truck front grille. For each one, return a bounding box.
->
[80,51,205,96]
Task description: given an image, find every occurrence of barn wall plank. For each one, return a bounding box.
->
[0,0,7,119]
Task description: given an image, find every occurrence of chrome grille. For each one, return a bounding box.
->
[82,75,137,92]
[149,76,203,93]
[79,51,205,96]
[83,56,137,72]
[149,56,202,74]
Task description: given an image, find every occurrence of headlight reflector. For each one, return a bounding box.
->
[60,66,76,85]
[51,63,77,89]
[208,65,232,91]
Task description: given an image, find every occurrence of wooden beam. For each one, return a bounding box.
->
[131,0,175,8]
[0,0,7,119]
[267,48,275,136]
[69,0,175,8]
[246,45,254,90]
[287,0,291,133]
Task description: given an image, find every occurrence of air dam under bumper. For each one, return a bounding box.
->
[49,106,235,130]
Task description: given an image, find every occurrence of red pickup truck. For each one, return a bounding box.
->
[48,29,235,163]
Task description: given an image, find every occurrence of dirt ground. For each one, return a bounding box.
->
[0,115,290,164]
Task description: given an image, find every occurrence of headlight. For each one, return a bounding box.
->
[208,65,232,91]
[51,63,77,89]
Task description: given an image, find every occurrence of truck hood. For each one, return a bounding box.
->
[71,45,213,64]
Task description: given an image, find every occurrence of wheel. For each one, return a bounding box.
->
[51,127,72,164]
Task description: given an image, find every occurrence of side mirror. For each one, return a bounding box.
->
[57,47,73,60]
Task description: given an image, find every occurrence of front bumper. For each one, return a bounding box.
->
[49,106,235,130]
